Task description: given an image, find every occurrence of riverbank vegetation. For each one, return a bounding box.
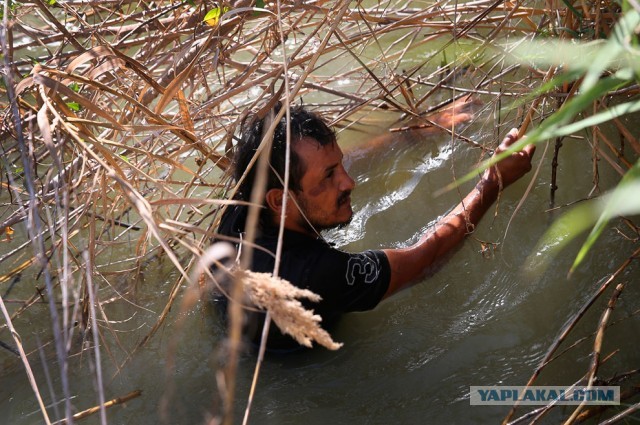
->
[0,0,638,423]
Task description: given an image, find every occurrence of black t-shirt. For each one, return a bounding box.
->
[216,204,391,350]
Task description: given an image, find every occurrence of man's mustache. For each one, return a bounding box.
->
[337,191,351,207]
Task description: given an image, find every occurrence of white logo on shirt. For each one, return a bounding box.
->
[346,253,380,285]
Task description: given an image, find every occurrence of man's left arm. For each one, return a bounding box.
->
[342,97,479,157]
[382,128,536,299]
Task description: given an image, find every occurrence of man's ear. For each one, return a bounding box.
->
[265,188,284,215]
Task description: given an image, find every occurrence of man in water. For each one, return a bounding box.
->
[217,101,535,350]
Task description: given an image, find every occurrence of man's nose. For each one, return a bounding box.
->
[339,168,355,192]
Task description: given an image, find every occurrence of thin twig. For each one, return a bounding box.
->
[0,294,52,425]
[84,251,107,425]
[503,245,640,424]
[51,390,142,425]
[562,283,625,425]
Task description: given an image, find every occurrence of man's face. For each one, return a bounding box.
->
[291,138,356,232]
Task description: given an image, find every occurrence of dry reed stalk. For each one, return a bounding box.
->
[549,135,564,208]
[242,2,294,421]
[502,245,640,424]
[562,283,625,425]
[592,129,630,176]
[83,250,107,425]
[240,2,359,422]
[597,402,640,425]
[0,293,52,425]
[223,99,279,425]
[2,35,75,425]
[539,309,640,372]
[50,390,142,425]
[575,383,640,423]
[507,350,622,425]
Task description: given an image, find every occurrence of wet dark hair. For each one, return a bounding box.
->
[234,102,336,206]
[220,103,336,236]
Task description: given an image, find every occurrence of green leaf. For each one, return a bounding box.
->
[569,159,640,274]
[505,37,640,75]
[66,102,81,112]
[551,97,640,138]
[505,68,584,112]
[526,176,640,278]
[0,0,14,19]
[581,9,640,91]
[256,0,264,8]
[437,74,628,195]
[68,82,81,93]
[560,0,583,20]
[204,5,230,27]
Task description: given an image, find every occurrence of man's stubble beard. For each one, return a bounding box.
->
[297,193,353,233]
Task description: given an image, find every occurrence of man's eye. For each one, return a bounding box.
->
[326,170,334,179]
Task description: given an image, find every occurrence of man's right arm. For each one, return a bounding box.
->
[381,128,536,299]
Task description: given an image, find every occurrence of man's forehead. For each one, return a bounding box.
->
[295,137,341,164]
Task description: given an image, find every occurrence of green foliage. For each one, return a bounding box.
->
[560,0,583,20]
[581,9,640,91]
[570,160,640,273]
[68,82,81,93]
[66,102,81,112]
[524,8,640,274]
[0,0,18,20]
[446,6,640,275]
[203,4,230,27]
[26,55,41,65]
[527,160,640,276]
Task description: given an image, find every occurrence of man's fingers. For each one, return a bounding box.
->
[498,128,520,149]
[500,128,536,158]
[523,143,536,158]
[507,128,519,142]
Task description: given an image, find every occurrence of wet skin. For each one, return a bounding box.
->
[282,137,356,235]
[266,126,535,300]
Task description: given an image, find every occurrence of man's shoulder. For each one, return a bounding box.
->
[257,230,391,313]
[257,229,390,277]
[249,228,330,273]
[257,228,332,254]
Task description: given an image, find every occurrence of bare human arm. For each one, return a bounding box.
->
[382,128,536,299]
[342,96,480,158]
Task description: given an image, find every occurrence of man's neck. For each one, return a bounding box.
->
[269,217,318,238]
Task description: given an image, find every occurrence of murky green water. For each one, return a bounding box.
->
[1,105,638,424]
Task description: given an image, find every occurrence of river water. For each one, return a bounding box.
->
[1,103,638,424]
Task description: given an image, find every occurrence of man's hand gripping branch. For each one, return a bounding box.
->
[382,128,536,299]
